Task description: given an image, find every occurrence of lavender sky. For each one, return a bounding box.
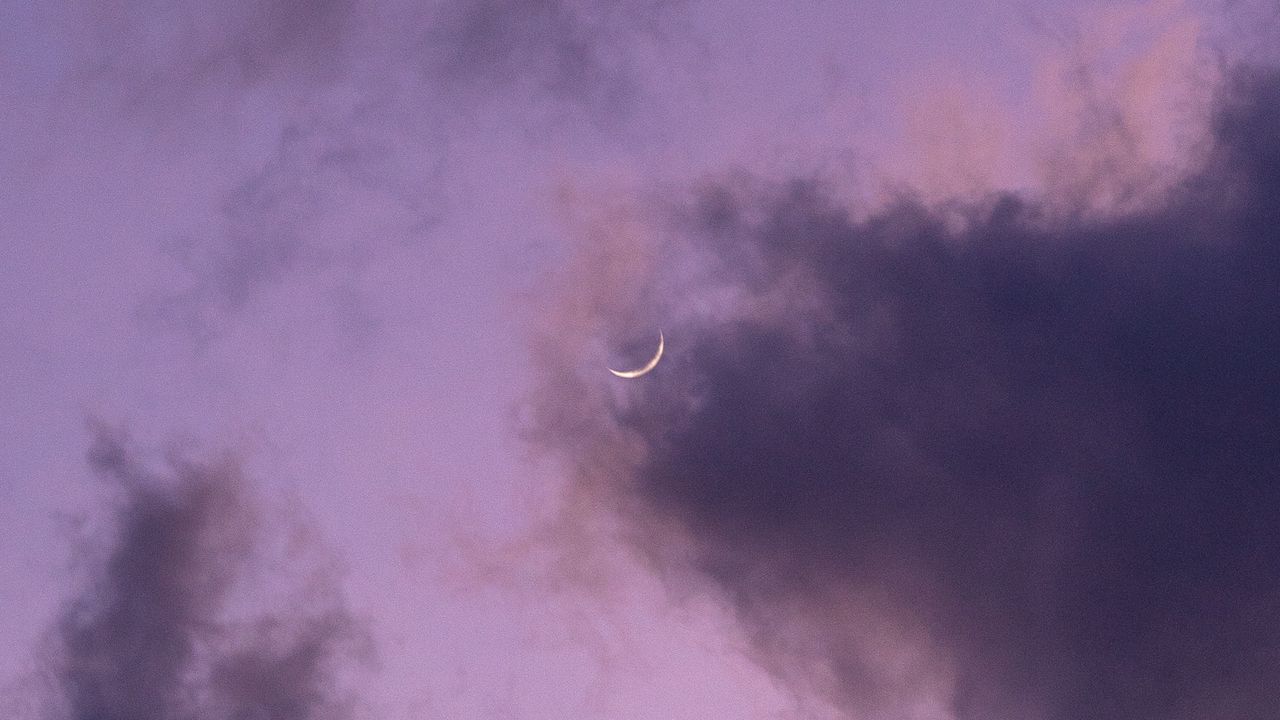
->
[2,1,1279,719]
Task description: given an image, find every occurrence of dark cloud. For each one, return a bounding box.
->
[43,425,366,720]
[531,66,1280,720]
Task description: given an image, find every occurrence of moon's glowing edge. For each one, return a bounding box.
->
[608,332,664,378]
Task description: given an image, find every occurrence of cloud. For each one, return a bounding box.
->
[139,115,438,347]
[528,64,1280,720]
[34,0,694,128]
[68,0,358,102]
[1027,0,1220,215]
[40,424,367,720]
[19,0,689,350]
[95,0,679,347]
[423,0,677,113]
[883,0,1219,215]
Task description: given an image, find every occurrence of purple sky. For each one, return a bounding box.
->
[3,2,1279,719]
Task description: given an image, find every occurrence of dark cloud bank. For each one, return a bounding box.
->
[535,66,1280,719]
[38,427,365,720]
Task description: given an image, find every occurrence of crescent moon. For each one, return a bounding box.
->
[609,332,664,378]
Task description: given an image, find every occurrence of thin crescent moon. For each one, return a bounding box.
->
[609,332,664,378]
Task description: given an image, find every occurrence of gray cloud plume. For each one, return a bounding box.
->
[61,0,680,114]
[531,65,1280,720]
[70,0,358,100]
[44,426,366,720]
[424,0,678,112]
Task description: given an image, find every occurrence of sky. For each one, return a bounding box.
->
[2,1,1279,719]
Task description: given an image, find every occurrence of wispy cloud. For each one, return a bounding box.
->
[424,0,679,114]
[68,0,358,103]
